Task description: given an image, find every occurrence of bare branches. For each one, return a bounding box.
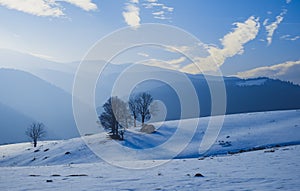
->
[26,122,46,147]
[99,92,155,140]
[136,92,153,126]
[99,96,131,140]
[129,95,139,127]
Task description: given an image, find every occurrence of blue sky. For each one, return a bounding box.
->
[0,0,299,84]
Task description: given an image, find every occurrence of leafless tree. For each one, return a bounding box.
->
[99,96,131,140]
[136,92,153,126]
[129,95,139,127]
[26,122,46,147]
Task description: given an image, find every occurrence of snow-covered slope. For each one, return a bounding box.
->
[1,110,299,190]
[0,145,299,190]
[1,110,299,167]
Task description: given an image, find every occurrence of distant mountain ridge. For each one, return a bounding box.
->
[0,102,34,145]
[1,49,300,144]
[95,65,300,120]
[0,48,77,93]
[0,69,79,145]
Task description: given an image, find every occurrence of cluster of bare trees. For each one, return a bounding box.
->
[129,92,153,127]
[99,92,154,140]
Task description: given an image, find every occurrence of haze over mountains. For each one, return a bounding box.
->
[1,49,300,145]
[0,69,79,145]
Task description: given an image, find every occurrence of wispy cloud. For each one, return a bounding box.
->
[138,52,149,57]
[264,9,287,46]
[28,52,55,61]
[152,11,164,16]
[152,10,170,20]
[123,0,140,28]
[280,34,300,41]
[286,0,292,4]
[211,16,260,64]
[167,56,186,65]
[0,0,97,17]
[0,0,63,17]
[141,57,187,70]
[236,60,300,85]
[63,0,97,11]
[143,0,173,20]
[142,17,260,74]
[182,16,260,74]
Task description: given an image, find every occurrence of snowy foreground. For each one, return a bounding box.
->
[0,145,299,191]
[0,110,300,190]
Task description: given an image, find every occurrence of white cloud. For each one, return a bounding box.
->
[0,0,63,17]
[162,5,174,12]
[264,9,287,45]
[138,52,149,57]
[0,0,97,17]
[28,52,54,60]
[152,11,164,16]
[236,60,300,85]
[123,0,174,27]
[153,16,169,20]
[143,0,173,20]
[62,0,97,11]
[280,34,300,41]
[152,17,260,74]
[165,45,193,53]
[167,57,186,65]
[141,57,187,71]
[152,10,169,20]
[215,16,260,59]
[263,18,269,26]
[144,2,163,8]
[286,0,292,4]
[290,36,300,41]
[181,16,260,74]
[280,34,290,39]
[122,3,140,27]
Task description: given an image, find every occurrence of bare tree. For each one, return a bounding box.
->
[26,122,46,147]
[136,92,153,126]
[128,95,139,127]
[99,96,131,140]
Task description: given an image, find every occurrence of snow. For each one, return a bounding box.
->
[236,78,267,86]
[1,110,300,166]
[0,145,299,190]
[0,109,300,190]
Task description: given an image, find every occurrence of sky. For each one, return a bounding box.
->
[0,0,299,84]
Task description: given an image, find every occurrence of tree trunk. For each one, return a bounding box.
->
[142,115,145,126]
[33,141,37,147]
[115,122,119,136]
[134,117,136,127]
[112,125,116,135]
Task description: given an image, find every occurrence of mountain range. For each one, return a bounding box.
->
[1,49,300,144]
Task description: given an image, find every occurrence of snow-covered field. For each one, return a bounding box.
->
[0,110,300,190]
[0,145,299,191]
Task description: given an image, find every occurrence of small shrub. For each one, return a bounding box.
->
[194,173,204,177]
